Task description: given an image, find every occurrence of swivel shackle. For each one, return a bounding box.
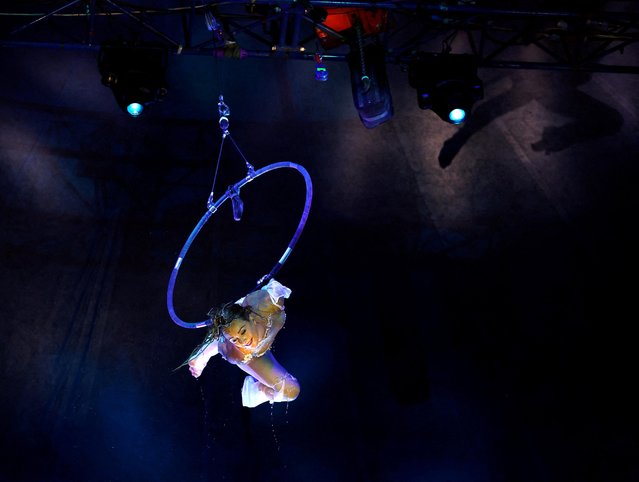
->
[218,95,230,135]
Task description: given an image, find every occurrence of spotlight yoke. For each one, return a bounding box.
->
[409,53,483,124]
[98,43,168,116]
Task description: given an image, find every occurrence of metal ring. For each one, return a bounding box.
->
[167,162,313,329]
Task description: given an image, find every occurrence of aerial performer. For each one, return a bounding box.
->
[167,96,312,408]
[186,279,299,407]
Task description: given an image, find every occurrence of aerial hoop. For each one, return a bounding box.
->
[167,162,313,329]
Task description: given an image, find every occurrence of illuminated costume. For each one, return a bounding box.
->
[187,279,299,407]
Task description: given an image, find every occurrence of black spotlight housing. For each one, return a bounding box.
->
[409,53,483,124]
[347,43,394,129]
[98,42,168,117]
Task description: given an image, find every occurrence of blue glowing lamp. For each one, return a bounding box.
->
[448,108,466,124]
[98,42,169,118]
[408,53,484,125]
[127,102,144,117]
[315,66,328,82]
[314,53,328,82]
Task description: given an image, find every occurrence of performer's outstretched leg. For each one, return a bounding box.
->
[239,351,300,407]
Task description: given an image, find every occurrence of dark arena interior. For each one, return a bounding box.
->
[1,2,638,481]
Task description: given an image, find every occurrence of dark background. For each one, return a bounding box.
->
[1,40,639,481]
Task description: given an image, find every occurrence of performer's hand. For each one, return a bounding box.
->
[189,359,206,378]
[187,340,219,377]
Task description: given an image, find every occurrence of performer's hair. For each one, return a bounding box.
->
[207,302,252,339]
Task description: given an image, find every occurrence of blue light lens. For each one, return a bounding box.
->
[449,108,466,124]
[127,103,143,117]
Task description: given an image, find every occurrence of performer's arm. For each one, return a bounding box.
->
[188,340,219,377]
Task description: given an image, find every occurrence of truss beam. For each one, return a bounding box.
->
[0,1,637,74]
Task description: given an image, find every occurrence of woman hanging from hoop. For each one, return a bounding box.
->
[184,279,300,408]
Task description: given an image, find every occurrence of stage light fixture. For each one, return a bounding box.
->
[347,43,393,129]
[409,53,483,124]
[98,42,168,117]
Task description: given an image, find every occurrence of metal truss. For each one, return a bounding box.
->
[1,1,638,73]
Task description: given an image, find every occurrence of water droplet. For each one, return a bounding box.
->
[270,403,280,452]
